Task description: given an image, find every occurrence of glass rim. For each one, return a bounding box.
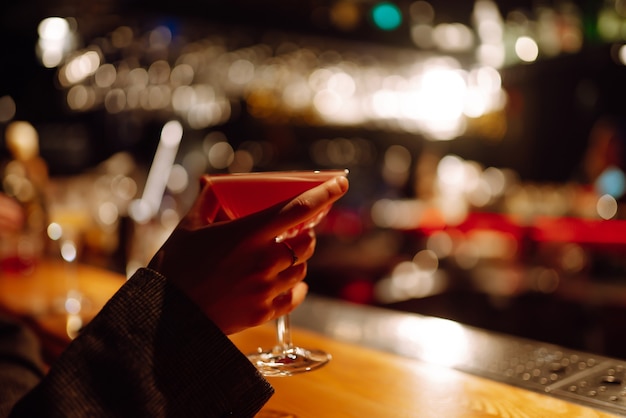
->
[204,168,349,178]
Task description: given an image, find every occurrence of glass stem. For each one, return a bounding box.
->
[275,314,293,353]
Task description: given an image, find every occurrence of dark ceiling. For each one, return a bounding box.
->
[0,1,601,45]
[0,0,614,180]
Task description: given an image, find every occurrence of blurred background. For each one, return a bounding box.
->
[3,0,626,357]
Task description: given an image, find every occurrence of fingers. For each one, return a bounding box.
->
[239,236,312,324]
[262,228,315,276]
[217,267,308,333]
[274,262,307,292]
[256,238,312,319]
[278,228,316,266]
[271,282,309,318]
[276,240,298,267]
[225,281,309,333]
[242,231,313,312]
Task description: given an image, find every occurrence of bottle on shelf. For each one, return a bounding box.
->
[0,120,49,274]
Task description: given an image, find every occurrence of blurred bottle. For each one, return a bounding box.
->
[0,121,49,274]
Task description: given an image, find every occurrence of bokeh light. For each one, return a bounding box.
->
[37,17,75,68]
[371,2,403,31]
[515,36,539,62]
[0,96,16,123]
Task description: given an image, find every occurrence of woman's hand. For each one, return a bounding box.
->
[148,175,349,335]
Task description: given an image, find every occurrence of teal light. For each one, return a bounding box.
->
[595,166,626,198]
[371,2,402,31]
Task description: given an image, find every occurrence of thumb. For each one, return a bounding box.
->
[260,175,349,239]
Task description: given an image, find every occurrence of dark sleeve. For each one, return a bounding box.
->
[9,268,274,418]
[0,314,46,418]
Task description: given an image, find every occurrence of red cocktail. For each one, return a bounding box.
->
[204,169,348,376]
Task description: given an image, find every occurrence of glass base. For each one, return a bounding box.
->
[248,346,331,376]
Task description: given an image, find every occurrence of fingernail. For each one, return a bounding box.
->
[335,175,349,192]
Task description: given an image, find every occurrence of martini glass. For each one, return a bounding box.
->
[205,169,348,376]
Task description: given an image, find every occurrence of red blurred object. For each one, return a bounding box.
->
[531,216,626,246]
[340,279,374,304]
[0,255,37,275]
[416,211,626,248]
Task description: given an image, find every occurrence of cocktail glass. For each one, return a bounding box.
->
[205,169,348,376]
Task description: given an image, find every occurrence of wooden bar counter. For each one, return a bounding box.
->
[0,260,623,417]
[233,324,622,418]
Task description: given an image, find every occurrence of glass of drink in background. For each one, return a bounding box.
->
[46,177,93,338]
[205,169,348,376]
